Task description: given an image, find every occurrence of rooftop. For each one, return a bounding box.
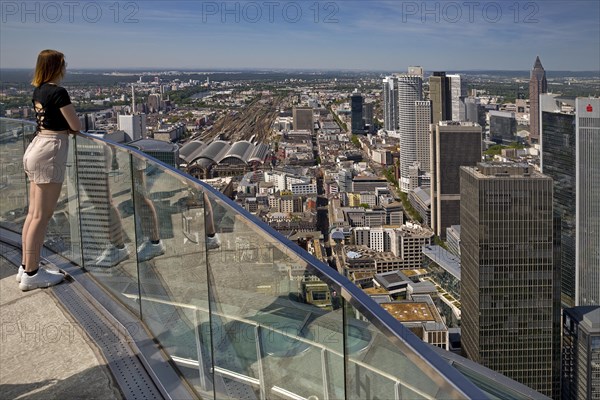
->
[411,187,431,206]
[0,256,122,400]
[438,121,481,127]
[128,138,179,152]
[564,306,600,330]
[403,268,429,278]
[469,162,547,178]
[380,302,442,323]
[363,287,390,296]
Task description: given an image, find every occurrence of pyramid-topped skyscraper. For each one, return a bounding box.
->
[528,56,547,143]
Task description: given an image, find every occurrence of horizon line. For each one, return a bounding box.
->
[2,67,599,73]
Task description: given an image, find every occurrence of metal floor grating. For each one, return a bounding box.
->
[53,282,163,400]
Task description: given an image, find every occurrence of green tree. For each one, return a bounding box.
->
[434,235,449,250]
[399,192,423,223]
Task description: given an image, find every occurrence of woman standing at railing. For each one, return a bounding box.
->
[18,49,81,291]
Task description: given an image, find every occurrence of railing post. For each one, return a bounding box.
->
[69,134,84,265]
[194,309,211,392]
[255,325,268,400]
[320,348,330,400]
[128,152,143,319]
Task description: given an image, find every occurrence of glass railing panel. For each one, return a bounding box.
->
[74,136,140,314]
[344,304,465,400]
[203,190,345,400]
[0,119,34,233]
[129,152,214,398]
[0,124,547,399]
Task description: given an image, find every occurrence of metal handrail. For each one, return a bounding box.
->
[122,291,439,400]
[74,129,484,399]
[1,118,486,399]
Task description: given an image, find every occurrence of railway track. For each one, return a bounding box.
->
[193,94,287,144]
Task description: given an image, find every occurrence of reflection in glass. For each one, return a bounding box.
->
[75,137,139,312]
[203,191,345,399]
[130,154,214,398]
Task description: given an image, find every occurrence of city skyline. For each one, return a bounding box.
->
[1,1,599,71]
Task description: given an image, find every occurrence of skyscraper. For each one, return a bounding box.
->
[362,101,374,128]
[540,94,577,307]
[574,97,600,307]
[561,306,600,400]
[382,76,398,132]
[429,72,452,125]
[447,74,467,121]
[415,100,432,173]
[528,56,547,143]
[76,140,130,268]
[460,163,561,399]
[541,95,600,307]
[398,74,423,192]
[430,121,481,237]
[351,90,365,134]
[407,66,424,78]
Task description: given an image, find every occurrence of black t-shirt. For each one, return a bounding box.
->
[32,83,72,131]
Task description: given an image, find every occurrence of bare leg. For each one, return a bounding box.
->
[23,183,62,272]
[21,182,36,265]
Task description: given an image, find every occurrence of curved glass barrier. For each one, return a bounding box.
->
[0,118,35,233]
[1,118,545,399]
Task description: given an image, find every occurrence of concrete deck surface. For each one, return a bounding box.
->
[0,255,122,400]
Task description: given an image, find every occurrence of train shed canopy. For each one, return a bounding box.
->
[180,139,271,167]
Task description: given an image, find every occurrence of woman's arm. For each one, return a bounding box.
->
[60,104,82,133]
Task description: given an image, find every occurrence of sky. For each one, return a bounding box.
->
[1,0,599,71]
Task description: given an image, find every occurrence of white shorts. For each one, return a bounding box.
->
[23,132,69,184]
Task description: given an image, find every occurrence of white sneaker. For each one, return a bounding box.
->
[16,265,63,283]
[19,268,64,291]
[92,244,130,267]
[206,234,221,250]
[137,240,165,262]
[16,265,24,282]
